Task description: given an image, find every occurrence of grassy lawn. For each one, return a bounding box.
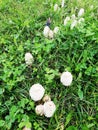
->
[0,0,98,130]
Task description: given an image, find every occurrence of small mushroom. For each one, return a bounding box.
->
[25,52,34,66]
[53,27,59,34]
[35,104,44,116]
[43,94,51,102]
[60,71,73,86]
[78,8,84,17]
[48,30,54,39]
[43,26,50,38]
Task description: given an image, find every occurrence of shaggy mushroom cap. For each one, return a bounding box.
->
[70,20,77,29]
[35,104,44,116]
[60,71,73,86]
[43,101,56,118]
[78,8,84,17]
[25,52,34,65]
[61,0,65,8]
[53,27,59,34]
[54,4,59,11]
[48,30,54,39]
[43,95,51,102]
[29,83,45,101]
[64,16,70,26]
[43,26,50,38]
[71,14,76,20]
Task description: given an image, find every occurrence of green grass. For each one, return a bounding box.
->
[0,0,98,130]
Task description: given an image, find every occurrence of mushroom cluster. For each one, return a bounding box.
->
[64,8,85,29]
[54,0,65,12]
[43,25,59,39]
[43,15,59,39]
[29,83,56,118]
[24,1,76,129]
[28,71,73,118]
[43,0,85,40]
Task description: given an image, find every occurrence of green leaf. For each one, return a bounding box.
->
[38,128,43,130]
[19,122,25,128]
[29,101,34,109]
[0,120,5,127]
[65,112,73,127]
[87,123,95,128]
[66,126,77,130]
[10,105,18,116]
[0,88,4,94]
[78,89,83,100]
[82,126,89,130]
[19,121,31,128]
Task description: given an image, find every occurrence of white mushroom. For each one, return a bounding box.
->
[43,101,56,118]
[29,83,45,101]
[53,26,59,34]
[78,8,84,17]
[71,14,76,20]
[43,26,50,38]
[48,30,54,39]
[61,0,65,8]
[25,52,34,65]
[64,16,70,26]
[60,71,73,86]
[70,20,77,29]
[35,104,44,116]
[43,95,51,102]
[54,4,59,11]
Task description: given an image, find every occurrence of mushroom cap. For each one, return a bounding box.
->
[71,14,76,20]
[54,4,59,11]
[43,26,50,38]
[70,20,77,29]
[29,83,45,101]
[48,30,54,39]
[61,0,65,8]
[35,104,44,116]
[78,8,84,17]
[43,95,51,102]
[53,27,59,34]
[25,52,34,65]
[43,101,56,118]
[60,71,73,86]
[64,16,70,26]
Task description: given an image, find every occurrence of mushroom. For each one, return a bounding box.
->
[43,101,56,118]
[43,94,51,102]
[29,83,45,101]
[35,104,44,116]
[25,52,34,66]
[43,26,50,38]
[60,71,73,86]
[53,27,59,34]
[78,8,84,17]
